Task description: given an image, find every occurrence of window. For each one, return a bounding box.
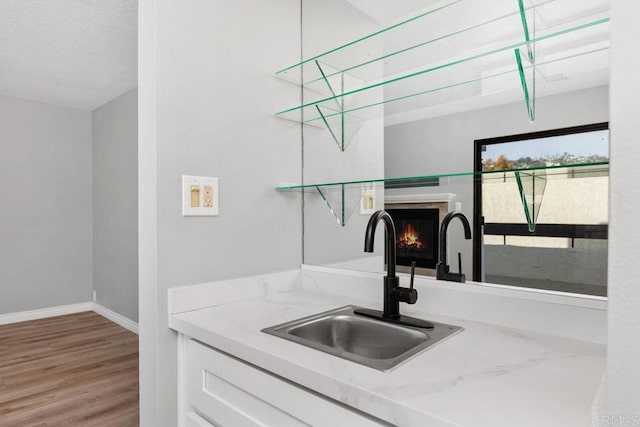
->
[473,123,609,296]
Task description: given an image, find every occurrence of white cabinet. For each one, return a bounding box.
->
[180,337,388,427]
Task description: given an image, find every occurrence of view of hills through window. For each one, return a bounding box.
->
[482,129,609,171]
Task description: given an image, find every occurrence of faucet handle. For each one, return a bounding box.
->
[409,260,416,290]
[392,260,418,305]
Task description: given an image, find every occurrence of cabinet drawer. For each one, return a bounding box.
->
[185,411,215,427]
[185,338,386,427]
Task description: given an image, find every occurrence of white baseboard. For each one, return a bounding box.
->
[0,302,94,326]
[91,302,139,334]
[0,302,139,335]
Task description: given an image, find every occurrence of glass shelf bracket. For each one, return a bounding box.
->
[515,169,547,232]
[515,49,536,121]
[313,61,365,151]
[315,183,371,227]
[518,0,536,63]
[515,0,536,121]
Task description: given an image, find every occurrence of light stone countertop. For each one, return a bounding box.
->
[169,281,605,427]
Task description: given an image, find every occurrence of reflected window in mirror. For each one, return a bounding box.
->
[473,123,609,296]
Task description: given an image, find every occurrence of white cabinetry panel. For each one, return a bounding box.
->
[184,338,386,427]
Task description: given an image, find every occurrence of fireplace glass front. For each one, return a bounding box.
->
[386,209,440,269]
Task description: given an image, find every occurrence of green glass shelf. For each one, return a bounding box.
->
[276,17,609,122]
[277,0,596,88]
[276,162,608,191]
[277,162,608,226]
[277,0,465,81]
[276,0,609,149]
[276,0,608,92]
[284,45,608,126]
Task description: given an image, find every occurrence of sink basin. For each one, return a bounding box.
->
[262,306,462,371]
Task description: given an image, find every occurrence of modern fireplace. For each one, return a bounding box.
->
[386,208,439,269]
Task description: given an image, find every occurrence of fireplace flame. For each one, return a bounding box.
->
[397,223,424,249]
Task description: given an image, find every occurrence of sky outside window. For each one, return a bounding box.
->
[483,129,609,167]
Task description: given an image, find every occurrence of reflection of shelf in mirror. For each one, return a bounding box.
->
[314,183,375,226]
[284,46,608,126]
[276,162,609,192]
[515,168,547,232]
[283,0,553,88]
[279,162,608,227]
[276,0,464,81]
[276,17,609,122]
[277,0,608,90]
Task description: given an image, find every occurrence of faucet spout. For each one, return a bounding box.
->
[364,210,396,277]
[436,212,472,283]
[438,212,472,267]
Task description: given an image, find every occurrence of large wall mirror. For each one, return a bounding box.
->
[288,0,610,296]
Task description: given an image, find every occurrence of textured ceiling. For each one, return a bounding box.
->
[0,0,137,110]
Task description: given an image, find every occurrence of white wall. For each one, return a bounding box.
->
[384,85,609,278]
[92,88,138,322]
[0,95,93,314]
[138,0,302,425]
[607,0,640,416]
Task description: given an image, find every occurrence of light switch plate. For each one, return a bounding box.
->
[182,175,219,216]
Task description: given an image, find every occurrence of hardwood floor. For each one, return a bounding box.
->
[0,311,139,426]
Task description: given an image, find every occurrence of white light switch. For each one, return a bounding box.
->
[182,175,219,216]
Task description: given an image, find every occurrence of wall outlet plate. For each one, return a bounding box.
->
[182,175,219,216]
[360,186,376,215]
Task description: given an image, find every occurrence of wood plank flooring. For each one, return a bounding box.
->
[0,311,139,426]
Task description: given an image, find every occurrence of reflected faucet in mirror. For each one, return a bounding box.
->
[354,210,434,329]
[436,212,472,283]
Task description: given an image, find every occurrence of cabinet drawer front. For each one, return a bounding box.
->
[185,411,215,427]
[187,339,307,426]
[185,339,385,427]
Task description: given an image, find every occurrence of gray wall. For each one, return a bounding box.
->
[92,88,138,322]
[139,0,302,424]
[384,85,609,278]
[0,95,93,314]
[302,0,385,267]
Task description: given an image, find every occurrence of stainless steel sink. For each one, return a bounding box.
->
[262,306,462,371]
